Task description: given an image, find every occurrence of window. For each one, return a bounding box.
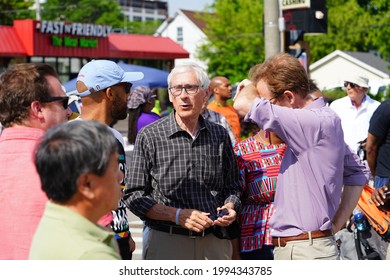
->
[176,27,183,44]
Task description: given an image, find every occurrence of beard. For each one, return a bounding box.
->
[111,94,128,121]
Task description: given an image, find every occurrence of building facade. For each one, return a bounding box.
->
[0,19,188,83]
[155,9,208,70]
[118,0,168,22]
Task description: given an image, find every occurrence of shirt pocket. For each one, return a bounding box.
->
[201,154,223,187]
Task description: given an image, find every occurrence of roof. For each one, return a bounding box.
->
[180,9,208,33]
[310,50,390,78]
[0,26,26,57]
[154,9,209,37]
[109,33,189,59]
[344,51,390,75]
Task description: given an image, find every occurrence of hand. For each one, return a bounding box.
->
[213,207,236,227]
[371,185,388,206]
[129,236,136,253]
[233,81,260,118]
[234,79,252,100]
[177,209,214,232]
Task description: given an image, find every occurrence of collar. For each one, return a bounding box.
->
[166,111,208,138]
[211,100,224,107]
[305,96,326,109]
[45,201,114,243]
[349,95,367,109]
[0,126,45,140]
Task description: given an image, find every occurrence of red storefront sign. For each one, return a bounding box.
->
[13,19,110,58]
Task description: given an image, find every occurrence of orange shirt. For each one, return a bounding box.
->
[207,101,241,140]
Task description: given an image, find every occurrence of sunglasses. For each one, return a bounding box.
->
[104,83,133,95]
[115,82,132,94]
[41,96,69,110]
[123,83,132,94]
[344,82,358,89]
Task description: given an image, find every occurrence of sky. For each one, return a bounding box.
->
[167,0,214,16]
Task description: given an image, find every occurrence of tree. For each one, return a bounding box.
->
[42,0,125,29]
[127,20,162,35]
[198,0,389,80]
[0,0,35,25]
[306,0,390,62]
[197,0,264,83]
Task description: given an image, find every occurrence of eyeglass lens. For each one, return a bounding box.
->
[125,83,132,94]
[169,85,199,96]
[41,96,69,110]
[344,82,356,88]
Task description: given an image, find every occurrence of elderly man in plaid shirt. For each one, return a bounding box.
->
[124,62,241,260]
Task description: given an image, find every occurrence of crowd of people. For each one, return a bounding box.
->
[0,53,389,260]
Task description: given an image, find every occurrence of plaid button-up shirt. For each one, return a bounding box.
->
[124,112,241,225]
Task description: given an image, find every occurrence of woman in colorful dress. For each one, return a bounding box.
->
[233,129,286,259]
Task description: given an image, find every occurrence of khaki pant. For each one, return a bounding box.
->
[273,236,340,260]
[143,226,232,260]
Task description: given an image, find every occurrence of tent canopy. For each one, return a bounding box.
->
[63,61,169,94]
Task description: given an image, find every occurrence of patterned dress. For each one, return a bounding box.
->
[233,136,286,253]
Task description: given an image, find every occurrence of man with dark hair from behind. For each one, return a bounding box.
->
[30,120,123,259]
[75,59,144,259]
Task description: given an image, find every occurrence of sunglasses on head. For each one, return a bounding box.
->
[41,96,69,110]
[344,82,358,88]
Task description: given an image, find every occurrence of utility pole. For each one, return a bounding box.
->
[264,0,281,58]
[35,0,41,21]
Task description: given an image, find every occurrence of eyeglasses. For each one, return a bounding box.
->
[344,82,357,89]
[105,83,132,94]
[123,83,132,94]
[168,85,200,96]
[41,96,69,110]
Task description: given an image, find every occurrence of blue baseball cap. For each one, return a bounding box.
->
[76,60,144,97]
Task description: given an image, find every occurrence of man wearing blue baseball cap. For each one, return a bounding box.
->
[75,59,143,259]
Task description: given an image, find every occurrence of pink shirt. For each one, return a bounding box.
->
[0,127,47,259]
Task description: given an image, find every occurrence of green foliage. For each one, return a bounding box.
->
[127,20,162,35]
[322,87,346,101]
[197,0,264,83]
[324,85,390,103]
[0,0,35,25]
[306,0,390,62]
[370,85,390,102]
[198,0,389,82]
[41,0,125,29]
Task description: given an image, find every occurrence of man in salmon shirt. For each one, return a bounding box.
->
[0,63,72,259]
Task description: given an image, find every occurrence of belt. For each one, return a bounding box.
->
[148,224,214,238]
[272,229,333,247]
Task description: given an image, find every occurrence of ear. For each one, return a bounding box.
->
[283,90,295,106]
[104,87,114,101]
[212,86,219,95]
[168,91,173,103]
[204,86,211,103]
[76,173,95,200]
[30,100,45,121]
